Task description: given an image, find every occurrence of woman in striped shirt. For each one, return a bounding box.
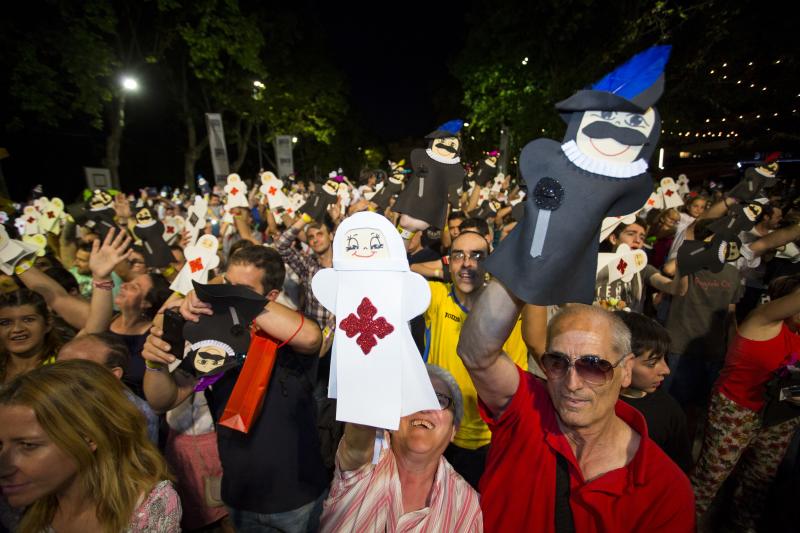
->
[320,364,483,532]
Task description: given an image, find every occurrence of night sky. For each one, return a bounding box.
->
[0,2,470,202]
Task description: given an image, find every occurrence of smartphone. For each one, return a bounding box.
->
[162,309,186,360]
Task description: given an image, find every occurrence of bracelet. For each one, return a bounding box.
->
[434,269,442,279]
[145,360,166,371]
[397,226,416,240]
[301,213,313,224]
[92,279,114,291]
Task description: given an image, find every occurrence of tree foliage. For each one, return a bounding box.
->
[453,0,800,157]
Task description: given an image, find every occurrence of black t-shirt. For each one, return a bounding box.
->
[111,331,148,399]
[620,388,692,473]
[204,345,328,514]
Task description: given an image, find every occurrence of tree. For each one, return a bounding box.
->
[453,0,800,166]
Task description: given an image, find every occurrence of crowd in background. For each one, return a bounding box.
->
[0,156,798,533]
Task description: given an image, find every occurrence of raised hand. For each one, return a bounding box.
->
[114,193,132,220]
[89,227,133,279]
[179,289,213,322]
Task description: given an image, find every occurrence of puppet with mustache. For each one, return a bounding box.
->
[392,120,466,232]
[484,45,671,304]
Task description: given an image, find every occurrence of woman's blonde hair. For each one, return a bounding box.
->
[0,360,172,533]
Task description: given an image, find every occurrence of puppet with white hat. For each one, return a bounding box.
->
[311,211,439,430]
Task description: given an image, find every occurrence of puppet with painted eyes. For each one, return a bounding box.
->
[484,46,671,305]
[311,212,439,430]
[371,160,409,211]
[728,152,780,202]
[473,150,500,187]
[133,207,174,268]
[180,281,267,379]
[85,189,120,241]
[392,120,466,234]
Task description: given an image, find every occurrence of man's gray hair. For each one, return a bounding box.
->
[546,304,632,358]
[426,364,464,428]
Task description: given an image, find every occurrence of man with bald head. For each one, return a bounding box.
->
[58,333,158,443]
[457,284,695,532]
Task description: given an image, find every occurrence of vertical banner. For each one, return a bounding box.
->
[273,135,294,179]
[205,113,230,185]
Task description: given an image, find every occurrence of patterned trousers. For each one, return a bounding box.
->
[691,391,800,531]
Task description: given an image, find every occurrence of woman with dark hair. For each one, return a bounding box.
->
[0,289,62,385]
[646,207,681,269]
[692,273,800,530]
[110,272,172,397]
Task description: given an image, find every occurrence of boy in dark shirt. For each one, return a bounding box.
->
[615,311,693,472]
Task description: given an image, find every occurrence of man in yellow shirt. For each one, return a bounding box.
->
[424,230,528,488]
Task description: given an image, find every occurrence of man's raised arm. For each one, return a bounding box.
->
[457,279,523,419]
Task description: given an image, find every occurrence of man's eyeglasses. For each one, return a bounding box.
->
[435,392,453,410]
[540,352,626,385]
[450,250,486,262]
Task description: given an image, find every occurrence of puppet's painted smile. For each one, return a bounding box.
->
[589,138,631,157]
[351,250,376,258]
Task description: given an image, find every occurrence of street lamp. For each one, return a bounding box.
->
[121,76,139,92]
[292,136,298,144]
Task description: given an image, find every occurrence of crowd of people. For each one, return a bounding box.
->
[0,150,797,533]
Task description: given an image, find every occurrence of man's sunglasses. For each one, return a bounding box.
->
[540,352,626,385]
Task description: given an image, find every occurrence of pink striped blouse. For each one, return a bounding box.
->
[320,442,483,533]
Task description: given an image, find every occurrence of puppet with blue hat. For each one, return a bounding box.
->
[485,45,671,304]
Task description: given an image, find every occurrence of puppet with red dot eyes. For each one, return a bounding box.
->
[311,212,439,430]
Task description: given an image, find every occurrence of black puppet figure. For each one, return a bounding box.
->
[371,160,410,211]
[299,175,340,222]
[473,150,500,187]
[728,152,780,202]
[180,281,267,380]
[133,206,174,268]
[393,120,465,230]
[485,45,671,305]
[85,189,119,241]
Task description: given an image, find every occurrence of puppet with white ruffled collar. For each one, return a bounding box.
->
[392,120,466,237]
[311,212,439,430]
[485,45,671,305]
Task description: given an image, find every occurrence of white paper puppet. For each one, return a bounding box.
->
[37,198,65,235]
[599,210,640,243]
[311,212,439,430]
[641,190,664,213]
[0,226,39,275]
[184,196,208,247]
[259,171,290,214]
[676,174,690,197]
[596,243,649,284]
[658,177,683,209]
[162,215,185,245]
[19,206,42,236]
[223,173,249,210]
[169,235,220,295]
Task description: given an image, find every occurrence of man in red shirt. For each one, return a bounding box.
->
[457,283,695,532]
